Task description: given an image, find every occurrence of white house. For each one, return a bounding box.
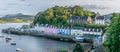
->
[95,16,105,24]
[95,12,105,25]
[71,27,83,36]
[32,24,45,32]
[83,28,102,37]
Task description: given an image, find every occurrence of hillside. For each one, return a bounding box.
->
[0,18,32,23]
[33,5,95,26]
[0,13,34,23]
[3,13,34,20]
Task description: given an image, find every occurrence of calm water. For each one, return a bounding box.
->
[0,23,75,52]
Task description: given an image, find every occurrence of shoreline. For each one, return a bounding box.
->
[2,28,93,43]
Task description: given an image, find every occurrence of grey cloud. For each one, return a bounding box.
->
[20,0,26,1]
[7,3,19,6]
[27,4,33,6]
[82,4,111,10]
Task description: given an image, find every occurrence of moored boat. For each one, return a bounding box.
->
[11,43,16,45]
[0,35,4,38]
[73,37,84,42]
[16,48,23,52]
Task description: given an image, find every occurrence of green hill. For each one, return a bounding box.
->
[33,5,95,26]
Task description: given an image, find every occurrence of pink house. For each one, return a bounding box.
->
[44,26,51,33]
[51,26,57,34]
[44,26,57,35]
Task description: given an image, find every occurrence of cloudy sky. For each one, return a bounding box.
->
[0,0,120,16]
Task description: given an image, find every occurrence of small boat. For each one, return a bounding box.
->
[60,38,63,41]
[6,37,12,42]
[16,48,23,52]
[73,37,84,42]
[6,37,12,40]
[11,43,16,45]
[0,35,4,38]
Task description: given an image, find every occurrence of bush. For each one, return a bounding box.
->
[73,42,84,52]
[56,50,68,52]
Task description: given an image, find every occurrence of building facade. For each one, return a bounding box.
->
[44,26,57,34]
[71,27,83,36]
[83,28,102,37]
[57,27,70,35]
[69,16,92,24]
[95,16,105,24]
[64,28,71,35]
[95,13,105,25]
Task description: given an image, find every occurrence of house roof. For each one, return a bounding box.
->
[96,16,104,20]
[83,28,102,32]
[70,16,88,20]
[71,27,84,30]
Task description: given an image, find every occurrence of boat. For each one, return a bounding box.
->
[0,35,4,38]
[16,48,23,52]
[6,37,12,42]
[73,37,84,42]
[11,43,16,45]
[6,37,12,40]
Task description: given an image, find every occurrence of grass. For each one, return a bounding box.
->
[0,18,33,23]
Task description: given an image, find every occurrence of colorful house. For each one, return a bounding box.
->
[39,25,45,32]
[57,27,61,34]
[57,27,70,35]
[63,27,71,35]
[83,28,102,37]
[32,24,45,32]
[71,27,83,36]
[94,29,102,37]
[51,26,57,34]
[44,26,51,33]
[57,27,64,35]
[44,26,57,35]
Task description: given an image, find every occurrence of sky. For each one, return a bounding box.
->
[0,0,120,16]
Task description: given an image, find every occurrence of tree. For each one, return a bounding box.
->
[103,13,120,52]
[73,43,84,52]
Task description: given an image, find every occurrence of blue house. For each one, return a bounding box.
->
[57,27,71,35]
[57,27,61,34]
[64,27,71,35]
[57,27,63,34]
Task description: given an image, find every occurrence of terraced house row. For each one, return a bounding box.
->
[32,24,102,38]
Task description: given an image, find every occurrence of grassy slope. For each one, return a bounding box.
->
[0,18,33,23]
